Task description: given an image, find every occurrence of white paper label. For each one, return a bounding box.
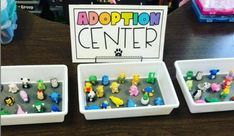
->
[69,5,168,62]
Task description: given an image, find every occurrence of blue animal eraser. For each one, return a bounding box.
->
[154,97,164,105]
[51,105,60,112]
[49,91,61,104]
[127,98,136,107]
[85,105,100,110]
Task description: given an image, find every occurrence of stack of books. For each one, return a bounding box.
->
[192,0,234,22]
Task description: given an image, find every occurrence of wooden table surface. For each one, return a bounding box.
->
[2,2,234,136]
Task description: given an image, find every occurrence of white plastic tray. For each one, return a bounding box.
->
[1,65,68,125]
[78,61,179,120]
[175,58,234,113]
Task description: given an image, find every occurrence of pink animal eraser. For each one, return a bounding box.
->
[20,90,29,102]
[195,99,206,104]
[210,83,221,92]
[129,85,139,96]
[17,104,27,114]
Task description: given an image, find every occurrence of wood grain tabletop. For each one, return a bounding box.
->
[1,2,234,136]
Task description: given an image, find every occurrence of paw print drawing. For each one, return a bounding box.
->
[114,48,123,56]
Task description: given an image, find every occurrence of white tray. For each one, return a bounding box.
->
[175,58,234,113]
[1,65,68,125]
[78,61,179,120]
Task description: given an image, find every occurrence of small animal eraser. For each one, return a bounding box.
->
[129,85,139,96]
[4,96,15,106]
[8,83,19,93]
[50,78,59,88]
[21,77,30,89]
[20,90,29,102]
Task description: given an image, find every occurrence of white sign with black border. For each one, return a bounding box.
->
[69,5,168,63]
